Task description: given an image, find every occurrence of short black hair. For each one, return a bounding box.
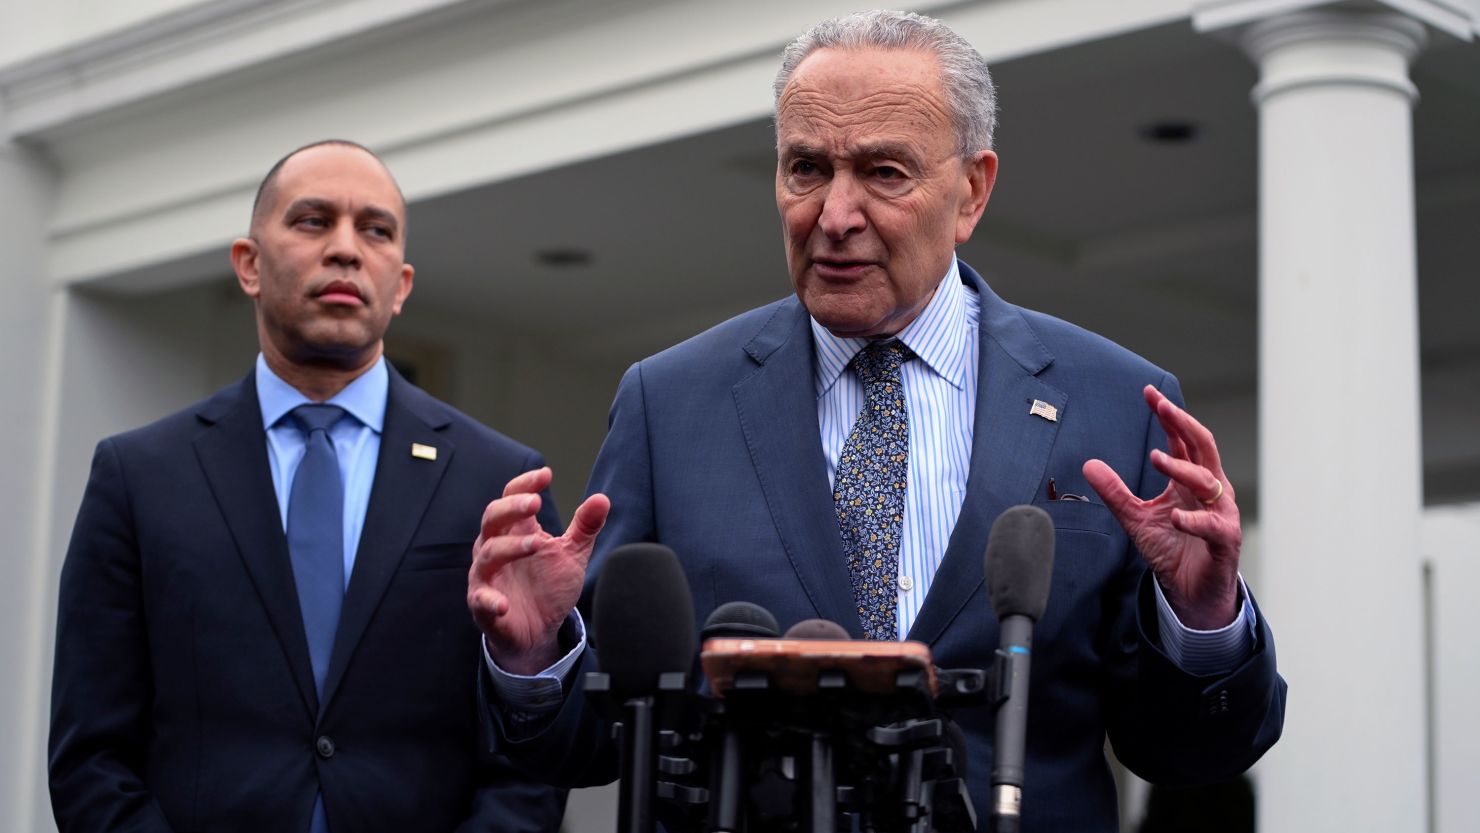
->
[249,139,406,234]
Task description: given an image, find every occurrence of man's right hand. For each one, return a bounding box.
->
[469,467,610,675]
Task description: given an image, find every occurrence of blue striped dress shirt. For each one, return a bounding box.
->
[812,258,1252,669]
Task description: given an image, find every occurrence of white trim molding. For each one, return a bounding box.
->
[0,0,504,141]
[1194,0,1477,39]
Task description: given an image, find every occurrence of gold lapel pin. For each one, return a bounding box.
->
[1029,399,1058,422]
[411,443,438,461]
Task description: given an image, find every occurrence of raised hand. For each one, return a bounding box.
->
[468,467,610,675]
[1083,385,1241,629]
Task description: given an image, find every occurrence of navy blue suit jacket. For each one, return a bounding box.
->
[51,365,567,833]
[496,263,1284,832]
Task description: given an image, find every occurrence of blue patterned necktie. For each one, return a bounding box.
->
[287,404,346,698]
[833,341,913,641]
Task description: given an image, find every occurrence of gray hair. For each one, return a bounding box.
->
[773,10,998,155]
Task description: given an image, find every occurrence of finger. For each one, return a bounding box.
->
[502,466,553,499]
[1143,386,1189,462]
[1083,459,1143,521]
[467,583,509,621]
[1170,507,1242,555]
[480,492,543,541]
[564,493,612,552]
[1149,449,1224,506]
[470,530,543,582]
[1166,430,1190,462]
[1145,385,1225,476]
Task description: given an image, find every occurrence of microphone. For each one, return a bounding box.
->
[592,543,696,833]
[702,601,781,641]
[984,505,1055,833]
[783,618,851,640]
[700,602,780,832]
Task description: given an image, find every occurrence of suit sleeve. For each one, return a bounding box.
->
[481,363,658,788]
[1101,373,1287,784]
[48,440,176,832]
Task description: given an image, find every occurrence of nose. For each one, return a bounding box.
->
[817,173,866,241]
[323,218,362,269]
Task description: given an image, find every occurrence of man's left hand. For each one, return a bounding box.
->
[1083,384,1241,630]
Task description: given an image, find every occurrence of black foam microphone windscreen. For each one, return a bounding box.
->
[984,505,1056,622]
[592,543,696,698]
[782,618,852,640]
[702,601,781,641]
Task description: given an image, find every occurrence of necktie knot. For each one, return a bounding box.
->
[853,340,913,388]
[292,404,345,436]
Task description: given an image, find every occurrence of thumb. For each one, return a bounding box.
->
[565,493,611,550]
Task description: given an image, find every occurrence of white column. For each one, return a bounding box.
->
[0,140,61,832]
[1243,9,1428,832]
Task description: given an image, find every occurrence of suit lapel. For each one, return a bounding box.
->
[193,375,319,716]
[320,367,452,711]
[733,301,865,637]
[907,265,1066,646]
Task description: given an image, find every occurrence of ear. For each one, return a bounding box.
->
[391,263,415,316]
[954,150,998,245]
[230,238,262,299]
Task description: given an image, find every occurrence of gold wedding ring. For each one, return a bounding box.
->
[1201,479,1224,506]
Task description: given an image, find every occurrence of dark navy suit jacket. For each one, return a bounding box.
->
[51,365,567,833]
[494,263,1285,832]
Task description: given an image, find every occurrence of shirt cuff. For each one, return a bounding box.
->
[481,610,587,721]
[1153,575,1257,677]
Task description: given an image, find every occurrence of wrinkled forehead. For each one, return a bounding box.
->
[775,47,954,151]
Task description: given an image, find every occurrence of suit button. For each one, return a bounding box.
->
[1204,689,1232,717]
[316,736,336,758]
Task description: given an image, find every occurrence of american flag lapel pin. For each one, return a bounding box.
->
[411,442,438,461]
[1029,399,1058,422]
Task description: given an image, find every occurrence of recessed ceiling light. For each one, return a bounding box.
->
[534,247,593,268]
[1140,120,1200,144]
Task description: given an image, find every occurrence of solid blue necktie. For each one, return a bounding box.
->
[287,404,346,698]
[287,404,345,833]
[833,341,913,641]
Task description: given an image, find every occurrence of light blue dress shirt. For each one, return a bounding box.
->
[256,354,388,585]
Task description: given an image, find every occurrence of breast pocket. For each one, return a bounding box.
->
[1032,499,1126,629]
[399,541,476,572]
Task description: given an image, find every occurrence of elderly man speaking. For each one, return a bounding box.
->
[470,10,1285,831]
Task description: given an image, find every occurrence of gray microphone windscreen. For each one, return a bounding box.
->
[592,543,696,697]
[702,601,781,641]
[782,618,851,640]
[984,505,1056,621]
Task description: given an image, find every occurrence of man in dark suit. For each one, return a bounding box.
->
[468,11,1284,831]
[49,140,568,833]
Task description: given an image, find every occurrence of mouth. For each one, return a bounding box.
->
[810,258,878,280]
[314,280,365,306]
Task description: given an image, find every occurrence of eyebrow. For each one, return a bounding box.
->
[854,142,923,165]
[778,142,923,165]
[284,197,401,235]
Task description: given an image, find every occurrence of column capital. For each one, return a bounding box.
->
[1238,9,1428,105]
[1194,0,1475,41]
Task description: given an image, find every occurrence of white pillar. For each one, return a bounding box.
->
[0,140,61,832]
[1243,9,1428,832]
